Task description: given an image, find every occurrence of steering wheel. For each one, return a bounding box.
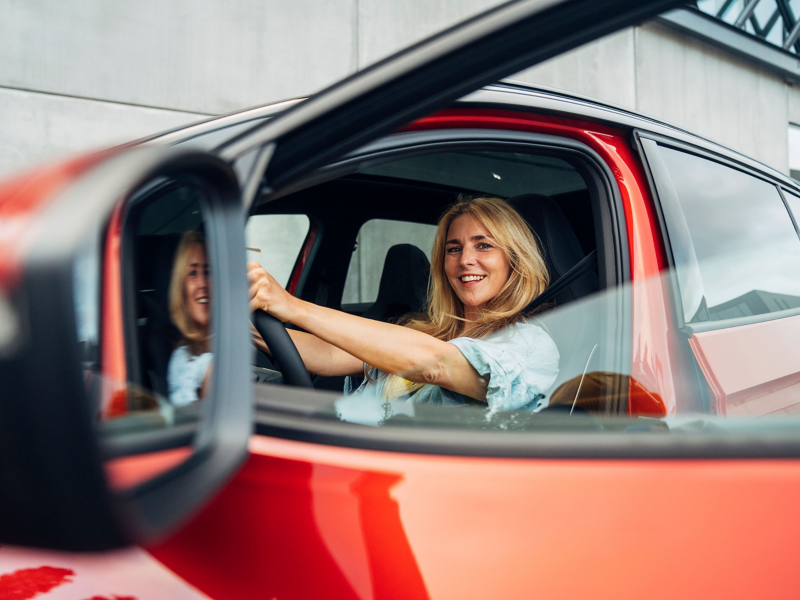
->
[250,310,314,388]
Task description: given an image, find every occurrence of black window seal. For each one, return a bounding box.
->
[778,186,800,241]
[253,385,800,459]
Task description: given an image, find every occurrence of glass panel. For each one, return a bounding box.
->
[360,151,586,198]
[92,182,216,438]
[658,146,800,322]
[245,214,310,287]
[342,219,437,305]
[789,124,800,182]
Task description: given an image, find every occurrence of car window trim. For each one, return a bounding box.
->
[253,384,800,459]
[778,186,800,241]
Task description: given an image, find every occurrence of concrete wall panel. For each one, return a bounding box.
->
[0,87,203,178]
[0,0,357,115]
[357,0,502,67]
[511,29,636,110]
[635,22,788,173]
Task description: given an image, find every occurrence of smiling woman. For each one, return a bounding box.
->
[248,195,559,410]
[167,230,213,406]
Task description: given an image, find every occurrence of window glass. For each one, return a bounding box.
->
[360,151,585,197]
[658,146,800,322]
[342,219,437,305]
[789,123,800,182]
[245,215,310,287]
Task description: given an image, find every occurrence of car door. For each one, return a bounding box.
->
[637,133,800,416]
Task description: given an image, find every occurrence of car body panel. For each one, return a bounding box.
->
[689,312,800,416]
[0,545,210,599]
[148,435,800,600]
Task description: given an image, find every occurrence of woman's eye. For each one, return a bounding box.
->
[446,246,461,253]
[478,243,492,250]
[188,269,197,277]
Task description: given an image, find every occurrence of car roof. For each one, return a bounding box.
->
[474,81,800,191]
[141,80,799,194]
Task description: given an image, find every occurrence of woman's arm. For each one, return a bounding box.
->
[248,263,488,400]
[251,323,363,377]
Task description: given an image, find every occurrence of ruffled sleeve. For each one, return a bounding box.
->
[167,346,213,407]
[448,321,559,411]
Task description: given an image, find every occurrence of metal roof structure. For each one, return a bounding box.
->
[658,2,800,80]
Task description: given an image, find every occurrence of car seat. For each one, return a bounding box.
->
[362,243,430,323]
[507,194,612,412]
[314,243,430,392]
[136,234,182,399]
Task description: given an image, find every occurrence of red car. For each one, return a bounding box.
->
[3,0,800,598]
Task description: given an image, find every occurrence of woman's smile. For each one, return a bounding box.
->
[444,214,511,320]
[185,244,211,327]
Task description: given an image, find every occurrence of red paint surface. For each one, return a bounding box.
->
[105,446,193,490]
[150,436,800,600]
[0,150,115,290]
[81,596,136,600]
[286,220,318,296]
[690,312,800,416]
[100,202,128,419]
[0,566,74,599]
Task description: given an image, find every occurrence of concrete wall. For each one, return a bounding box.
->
[517,21,794,174]
[1,2,797,177]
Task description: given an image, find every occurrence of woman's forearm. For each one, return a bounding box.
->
[252,326,363,377]
[291,299,470,388]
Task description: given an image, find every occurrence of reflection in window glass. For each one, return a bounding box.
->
[789,124,800,182]
[343,219,437,305]
[659,146,800,322]
[245,215,310,287]
[360,151,586,198]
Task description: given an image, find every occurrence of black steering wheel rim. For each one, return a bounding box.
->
[250,310,314,388]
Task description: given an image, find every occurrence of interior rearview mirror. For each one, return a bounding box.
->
[0,148,252,551]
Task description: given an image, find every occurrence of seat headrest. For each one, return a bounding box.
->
[363,243,430,322]
[508,193,598,304]
[507,193,586,279]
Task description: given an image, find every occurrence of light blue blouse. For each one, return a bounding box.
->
[167,345,213,407]
[346,320,560,411]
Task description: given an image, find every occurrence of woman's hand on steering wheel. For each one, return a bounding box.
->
[247,262,297,322]
[247,262,313,388]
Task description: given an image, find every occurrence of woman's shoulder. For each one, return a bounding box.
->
[486,318,554,346]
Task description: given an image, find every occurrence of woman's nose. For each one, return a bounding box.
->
[460,248,477,266]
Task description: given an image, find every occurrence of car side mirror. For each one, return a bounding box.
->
[0,148,252,551]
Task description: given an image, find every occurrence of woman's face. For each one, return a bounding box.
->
[184,243,210,328]
[444,214,511,319]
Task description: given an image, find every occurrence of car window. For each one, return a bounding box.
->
[245,214,310,287]
[655,146,800,323]
[342,218,437,305]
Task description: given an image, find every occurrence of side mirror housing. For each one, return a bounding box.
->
[0,148,252,550]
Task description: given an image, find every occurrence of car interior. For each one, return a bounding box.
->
[126,143,628,416]
[248,147,618,403]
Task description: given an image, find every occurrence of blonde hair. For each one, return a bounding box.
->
[373,196,550,397]
[168,230,210,355]
[404,195,549,341]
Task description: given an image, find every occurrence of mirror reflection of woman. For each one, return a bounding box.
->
[249,196,560,410]
[167,230,212,406]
